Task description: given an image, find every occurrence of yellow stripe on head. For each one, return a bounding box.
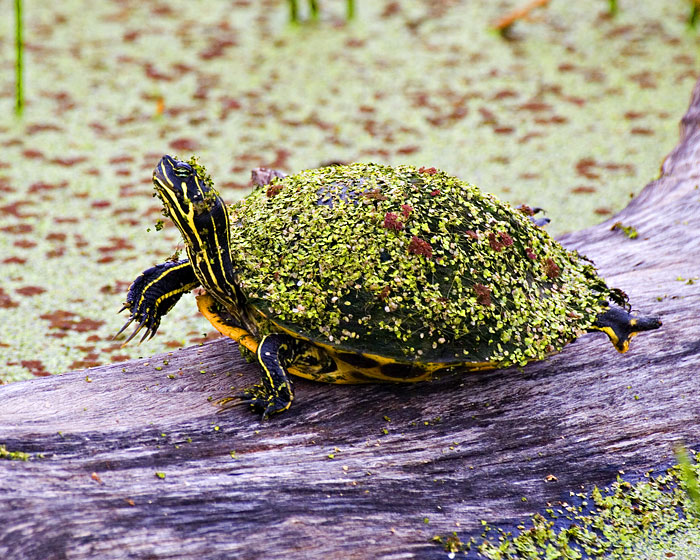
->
[152,154,241,311]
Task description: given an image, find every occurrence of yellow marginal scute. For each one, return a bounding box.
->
[270,317,499,383]
[196,293,258,355]
[197,292,500,384]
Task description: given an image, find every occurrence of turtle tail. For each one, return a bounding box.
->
[590,305,662,353]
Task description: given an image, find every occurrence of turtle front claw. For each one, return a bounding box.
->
[218,384,293,420]
[115,260,199,346]
[216,334,296,419]
[115,302,162,345]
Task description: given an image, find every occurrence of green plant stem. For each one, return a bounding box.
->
[676,446,700,514]
[289,0,355,24]
[15,0,24,116]
[288,0,298,23]
[689,1,700,29]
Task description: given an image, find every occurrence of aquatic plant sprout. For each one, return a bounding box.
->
[14,0,23,116]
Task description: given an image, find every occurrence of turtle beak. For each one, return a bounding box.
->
[151,154,224,247]
[152,155,215,213]
[153,155,193,199]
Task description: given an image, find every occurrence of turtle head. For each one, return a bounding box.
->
[152,155,238,301]
[153,155,222,228]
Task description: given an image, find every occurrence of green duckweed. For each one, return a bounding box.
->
[225,163,615,364]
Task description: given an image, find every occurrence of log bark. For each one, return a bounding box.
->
[3,80,700,559]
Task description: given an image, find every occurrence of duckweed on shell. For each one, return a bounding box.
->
[227,163,614,365]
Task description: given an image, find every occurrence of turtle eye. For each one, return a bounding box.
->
[173,162,193,178]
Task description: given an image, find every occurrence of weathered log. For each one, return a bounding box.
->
[2,79,700,559]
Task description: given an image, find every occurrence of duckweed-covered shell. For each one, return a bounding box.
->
[229,163,612,366]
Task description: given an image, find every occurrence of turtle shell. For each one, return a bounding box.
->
[228,163,612,367]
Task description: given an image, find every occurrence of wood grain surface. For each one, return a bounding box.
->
[2,80,700,560]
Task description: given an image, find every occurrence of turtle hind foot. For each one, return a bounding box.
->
[516,204,551,227]
[592,305,662,353]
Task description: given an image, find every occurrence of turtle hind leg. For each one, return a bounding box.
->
[116,259,199,345]
[590,305,662,353]
[516,204,551,227]
[233,334,296,419]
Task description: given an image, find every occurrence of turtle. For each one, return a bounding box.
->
[117,155,661,418]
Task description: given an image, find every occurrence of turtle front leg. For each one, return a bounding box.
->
[237,334,296,419]
[590,305,662,353]
[116,259,200,344]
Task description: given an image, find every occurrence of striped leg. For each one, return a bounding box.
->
[116,259,200,344]
[590,305,662,353]
[238,334,296,419]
